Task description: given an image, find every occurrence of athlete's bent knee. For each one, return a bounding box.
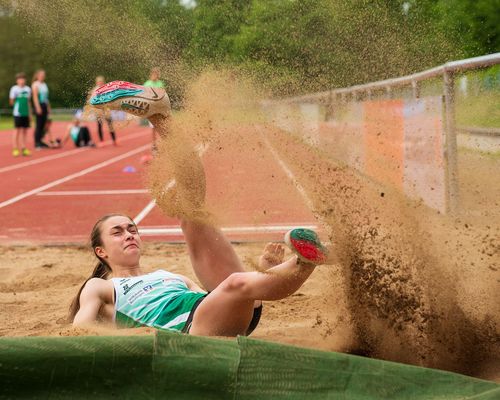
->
[220,272,251,298]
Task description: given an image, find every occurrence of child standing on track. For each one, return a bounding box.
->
[9,72,32,157]
[32,69,51,150]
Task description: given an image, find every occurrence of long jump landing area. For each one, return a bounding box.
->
[0,121,317,244]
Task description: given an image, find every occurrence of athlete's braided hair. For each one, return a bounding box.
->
[68,213,134,322]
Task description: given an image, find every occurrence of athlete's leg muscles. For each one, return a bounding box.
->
[151,114,237,291]
[189,256,315,336]
[181,219,245,292]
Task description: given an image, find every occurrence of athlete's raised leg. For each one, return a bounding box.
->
[152,115,243,291]
[87,82,327,300]
[181,219,246,292]
[190,253,315,336]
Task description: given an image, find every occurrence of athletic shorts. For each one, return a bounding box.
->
[14,116,30,128]
[182,294,263,336]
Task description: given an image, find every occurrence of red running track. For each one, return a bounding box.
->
[0,121,317,244]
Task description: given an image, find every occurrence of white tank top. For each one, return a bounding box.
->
[111,270,206,331]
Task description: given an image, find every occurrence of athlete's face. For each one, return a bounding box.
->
[95,216,142,267]
[16,78,26,87]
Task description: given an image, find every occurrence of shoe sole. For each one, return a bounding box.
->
[89,81,171,119]
[284,229,327,266]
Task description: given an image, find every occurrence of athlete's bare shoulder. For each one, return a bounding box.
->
[74,278,114,326]
[84,277,110,288]
[81,278,113,302]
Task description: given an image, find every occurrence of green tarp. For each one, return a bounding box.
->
[0,331,498,399]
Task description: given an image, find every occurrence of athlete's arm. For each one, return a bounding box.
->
[32,83,41,115]
[73,279,105,326]
[8,88,14,106]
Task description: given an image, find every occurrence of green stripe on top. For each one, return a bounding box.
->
[290,228,320,244]
[90,88,144,105]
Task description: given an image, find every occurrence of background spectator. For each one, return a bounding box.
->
[9,72,32,157]
[31,69,51,149]
[59,110,95,148]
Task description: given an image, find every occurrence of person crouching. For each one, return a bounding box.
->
[60,110,95,148]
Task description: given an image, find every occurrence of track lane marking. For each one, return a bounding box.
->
[0,129,149,175]
[138,224,318,236]
[258,128,316,212]
[0,144,150,209]
[257,126,328,230]
[133,200,157,225]
[37,189,149,196]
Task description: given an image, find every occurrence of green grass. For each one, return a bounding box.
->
[0,116,12,131]
[50,114,74,122]
[455,91,500,129]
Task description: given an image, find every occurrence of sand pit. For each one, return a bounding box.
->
[1,235,497,382]
[0,242,351,348]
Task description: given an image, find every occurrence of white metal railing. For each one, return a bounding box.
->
[283,52,500,103]
[268,52,500,214]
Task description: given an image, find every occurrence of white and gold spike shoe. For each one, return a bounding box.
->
[89,80,171,119]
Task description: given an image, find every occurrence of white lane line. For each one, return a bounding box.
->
[0,144,150,209]
[133,144,209,226]
[133,177,178,224]
[0,129,148,175]
[259,128,315,210]
[133,178,176,224]
[139,224,318,236]
[0,148,87,174]
[133,200,157,225]
[257,127,327,228]
[37,189,149,196]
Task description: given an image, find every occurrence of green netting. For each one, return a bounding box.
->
[0,331,498,399]
[0,335,156,399]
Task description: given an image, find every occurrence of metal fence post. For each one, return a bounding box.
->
[386,86,392,99]
[411,80,420,99]
[443,70,459,214]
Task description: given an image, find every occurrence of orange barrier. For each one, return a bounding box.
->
[363,100,405,189]
[269,95,447,212]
